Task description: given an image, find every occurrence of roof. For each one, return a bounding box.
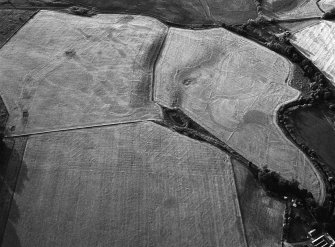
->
[312,234,335,247]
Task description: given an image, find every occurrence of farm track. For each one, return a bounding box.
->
[5,119,159,137]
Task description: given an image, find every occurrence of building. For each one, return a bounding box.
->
[311,233,335,247]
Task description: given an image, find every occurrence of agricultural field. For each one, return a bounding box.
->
[291,21,335,85]
[0,0,257,25]
[262,0,323,20]
[0,11,166,135]
[1,122,248,247]
[319,0,335,12]
[232,159,285,247]
[154,27,324,202]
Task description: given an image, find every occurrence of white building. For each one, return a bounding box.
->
[311,233,335,247]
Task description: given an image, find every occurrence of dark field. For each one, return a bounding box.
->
[290,105,335,171]
[0,9,36,48]
[0,0,257,25]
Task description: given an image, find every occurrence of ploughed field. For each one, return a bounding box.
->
[262,0,323,20]
[0,7,329,247]
[291,21,335,85]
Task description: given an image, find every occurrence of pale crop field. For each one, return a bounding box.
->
[0,11,167,135]
[154,27,324,202]
[2,122,248,247]
[232,159,285,247]
[263,0,322,19]
[291,21,335,85]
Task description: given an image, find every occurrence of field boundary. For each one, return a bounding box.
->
[316,0,326,13]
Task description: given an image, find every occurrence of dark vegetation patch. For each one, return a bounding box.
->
[65,5,96,16]
[287,64,312,95]
[322,7,335,20]
[0,9,36,49]
[258,168,314,201]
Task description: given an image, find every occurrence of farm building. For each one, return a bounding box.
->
[309,232,335,247]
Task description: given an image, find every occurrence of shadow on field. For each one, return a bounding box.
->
[0,138,28,247]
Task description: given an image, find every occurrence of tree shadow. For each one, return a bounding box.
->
[0,137,28,247]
